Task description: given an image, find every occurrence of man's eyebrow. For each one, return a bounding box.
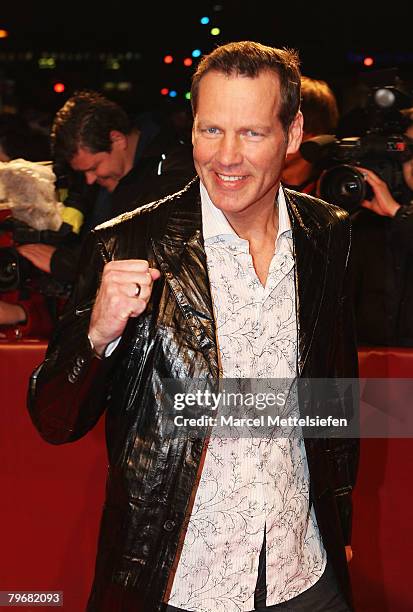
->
[196,119,270,132]
[239,124,271,132]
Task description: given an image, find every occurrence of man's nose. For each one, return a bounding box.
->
[216,134,243,166]
[85,171,97,185]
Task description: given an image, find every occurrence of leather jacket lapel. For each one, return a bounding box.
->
[285,189,331,376]
[151,179,219,377]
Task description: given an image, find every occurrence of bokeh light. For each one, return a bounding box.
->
[53,82,65,93]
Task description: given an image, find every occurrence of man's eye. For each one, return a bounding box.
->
[246,130,262,138]
[202,127,220,135]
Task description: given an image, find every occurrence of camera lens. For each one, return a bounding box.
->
[319,165,368,213]
[0,248,20,292]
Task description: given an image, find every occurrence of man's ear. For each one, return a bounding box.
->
[286,111,303,156]
[110,130,127,150]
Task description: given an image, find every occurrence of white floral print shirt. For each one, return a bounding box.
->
[168,183,326,612]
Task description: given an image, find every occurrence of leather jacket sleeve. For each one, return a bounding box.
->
[326,217,359,545]
[27,230,116,444]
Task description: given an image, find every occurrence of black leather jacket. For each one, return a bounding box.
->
[28,178,359,611]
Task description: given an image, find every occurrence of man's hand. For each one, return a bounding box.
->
[88,260,161,356]
[359,167,401,217]
[345,545,353,563]
[17,244,57,274]
[0,300,27,326]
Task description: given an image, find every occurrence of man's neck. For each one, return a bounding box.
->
[225,197,279,247]
[225,196,280,289]
[123,129,140,175]
[282,155,313,188]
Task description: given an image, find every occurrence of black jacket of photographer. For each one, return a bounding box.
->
[351,187,413,347]
[28,179,359,611]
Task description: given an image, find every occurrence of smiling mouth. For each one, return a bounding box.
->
[216,173,247,182]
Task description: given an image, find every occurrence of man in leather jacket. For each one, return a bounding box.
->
[29,42,359,612]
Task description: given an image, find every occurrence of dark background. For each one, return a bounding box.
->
[1,1,412,120]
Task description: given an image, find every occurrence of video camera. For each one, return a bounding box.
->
[300,71,413,213]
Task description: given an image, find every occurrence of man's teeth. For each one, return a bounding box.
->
[217,174,245,182]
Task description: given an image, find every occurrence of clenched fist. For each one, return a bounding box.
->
[88,259,160,356]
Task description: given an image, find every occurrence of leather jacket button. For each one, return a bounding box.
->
[163,519,176,532]
[191,442,201,460]
[68,373,77,383]
[76,356,86,367]
[142,543,150,556]
[73,365,81,375]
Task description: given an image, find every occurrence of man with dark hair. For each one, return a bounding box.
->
[29,41,358,611]
[282,76,339,193]
[18,90,195,283]
[51,90,133,168]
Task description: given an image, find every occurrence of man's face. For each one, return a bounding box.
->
[70,131,128,192]
[403,125,413,191]
[192,70,302,219]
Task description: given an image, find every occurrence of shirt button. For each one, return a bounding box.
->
[163,519,176,532]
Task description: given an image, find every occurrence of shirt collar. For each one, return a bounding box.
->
[200,180,291,243]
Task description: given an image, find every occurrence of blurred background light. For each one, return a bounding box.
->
[53,82,65,93]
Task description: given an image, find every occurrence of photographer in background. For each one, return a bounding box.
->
[351,107,413,346]
[281,76,339,194]
[17,90,195,285]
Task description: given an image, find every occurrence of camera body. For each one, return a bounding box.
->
[300,81,413,213]
[0,217,71,296]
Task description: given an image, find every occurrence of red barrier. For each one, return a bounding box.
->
[350,347,413,612]
[0,339,106,611]
[0,340,412,611]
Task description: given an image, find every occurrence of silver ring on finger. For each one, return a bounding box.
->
[134,283,141,298]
